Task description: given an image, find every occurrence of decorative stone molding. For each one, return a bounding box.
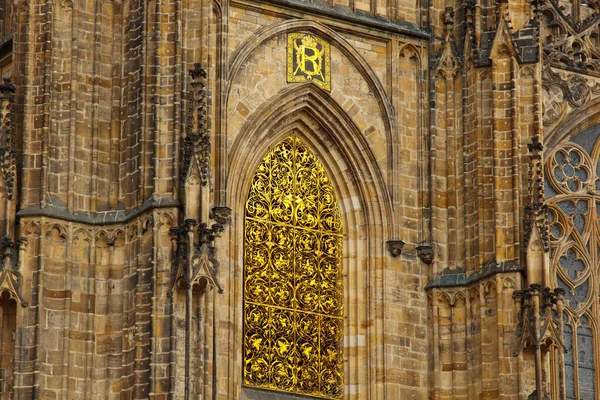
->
[182,63,211,187]
[426,260,523,289]
[524,135,550,252]
[541,0,600,73]
[17,196,178,225]
[542,65,599,125]
[416,244,433,264]
[169,219,224,295]
[386,240,405,258]
[0,237,28,307]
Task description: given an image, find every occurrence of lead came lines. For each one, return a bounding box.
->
[243,137,343,398]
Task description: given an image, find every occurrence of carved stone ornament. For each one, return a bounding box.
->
[209,206,232,226]
[0,78,16,200]
[386,240,405,258]
[513,285,566,399]
[524,135,550,252]
[0,237,28,307]
[416,244,434,264]
[542,65,599,125]
[182,63,211,187]
[169,219,224,296]
[541,0,600,73]
[60,0,73,10]
[433,7,460,79]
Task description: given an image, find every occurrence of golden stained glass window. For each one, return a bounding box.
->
[243,136,344,399]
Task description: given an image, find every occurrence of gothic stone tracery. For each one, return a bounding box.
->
[546,126,600,399]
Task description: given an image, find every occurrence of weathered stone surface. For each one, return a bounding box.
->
[0,0,596,399]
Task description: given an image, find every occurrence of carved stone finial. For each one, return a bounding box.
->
[189,63,207,81]
[416,244,434,264]
[434,6,461,79]
[184,219,198,230]
[444,6,455,27]
[465,0,475,18]
[386,240,405,258]
[210,206,232,226]
[182,62,211,187]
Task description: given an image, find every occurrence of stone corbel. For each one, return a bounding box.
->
[416,244,434,264]
[210,206,232,226]
[386,240,405,258]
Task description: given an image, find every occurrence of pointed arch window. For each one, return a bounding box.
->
[546,126,600,399]
[243,137,343,399]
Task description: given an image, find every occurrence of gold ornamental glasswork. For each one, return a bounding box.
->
[243,137,343,399]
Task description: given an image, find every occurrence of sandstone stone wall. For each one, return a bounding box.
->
[0,0,596,399]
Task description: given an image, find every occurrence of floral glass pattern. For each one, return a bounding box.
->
[546,128,600,399]
[243,137,343,399]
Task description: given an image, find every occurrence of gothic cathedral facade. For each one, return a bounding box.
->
[0,0,598,399]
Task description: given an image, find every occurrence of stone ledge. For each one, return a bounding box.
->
[233,0,430,40]
[425,260,523,289]
[17,196,180,225]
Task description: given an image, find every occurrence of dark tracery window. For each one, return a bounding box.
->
[243,136,343,399]
[546,125,600,399]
